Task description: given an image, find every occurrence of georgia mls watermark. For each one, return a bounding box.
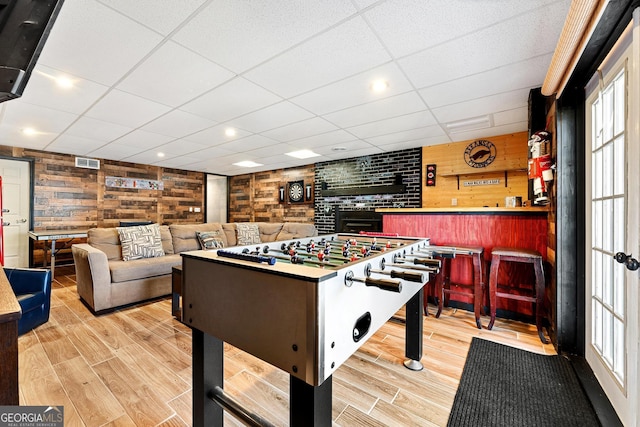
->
[0,406,64,427]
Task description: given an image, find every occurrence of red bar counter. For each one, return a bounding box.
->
[378,207,549,319]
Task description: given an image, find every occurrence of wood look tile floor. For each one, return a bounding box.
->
[18,266,556,426]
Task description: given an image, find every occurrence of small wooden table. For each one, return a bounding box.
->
[172,265,182,320]
[28,229,88,279]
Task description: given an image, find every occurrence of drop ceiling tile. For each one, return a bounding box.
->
[431,89,530,124]
[172,0,357,73]
[366,125,445,146]
[366,0,563,58]
[287,130,359,149]
[397,1,569,88]
[122,151,169,164]
[112,129,174,150]
[19,66,109,115]
[179,77,283,123]
[47,134,107,155]
[419,55,551,109]
[494,107,528,126]
[261,118,338,142]
[246,143,297,159]
[183,124,253,146]
[97,0,208,35]
[310,140,376,156]
[117,41,235,107]
[65,117,134,142]
[154,139,209,156]
[216,134,281,153]
[0,101,78,147]
[141,110,217,138]
[290,63,415,115]
[225,102,314,134]
[87,142,142,160]
[448,122,528,142]
[153,156,206,169]
[244,16,391,98]
[37,0,163,86]
[346,111,436,139]
[84,89,172,128]
[324,92,426,128]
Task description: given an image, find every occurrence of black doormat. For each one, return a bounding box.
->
[447,338,599,427]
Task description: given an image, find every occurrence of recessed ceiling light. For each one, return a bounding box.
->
[370,79,388,92]
[233,160,263,168]
[285,149,320,159]
[55,76,74,89]
[225,128,237,137]
[157,152,165,158]
[331,146,347,152]
[22,127,38,136]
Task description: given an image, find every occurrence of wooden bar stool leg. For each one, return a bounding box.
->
[487,255,500,330]
[533,258,548,344]
[472,253,482,329]
[435,257,448,318]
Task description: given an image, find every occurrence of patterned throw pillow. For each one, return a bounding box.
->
[236,223,261,245]
[117,224,165,261]
[196,230,225,250]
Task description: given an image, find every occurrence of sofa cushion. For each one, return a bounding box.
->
[197,230,225,249]
[222,223,237,246]
[88,228,122,261]
[109,254,181,283]
[117,224,165,261]
[256,223,284,242]
[169,223,227,253]
[276,222,318,240]
[160,225,174,255]
[236,223,261,245]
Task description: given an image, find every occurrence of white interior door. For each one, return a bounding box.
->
[585,12,639,426]
[0,159,31,268]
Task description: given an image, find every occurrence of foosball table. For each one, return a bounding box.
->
[181,232,440,426]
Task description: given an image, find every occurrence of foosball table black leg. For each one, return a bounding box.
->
[404,287,424,371]
[290,375,332,427]
[192,329,224,427]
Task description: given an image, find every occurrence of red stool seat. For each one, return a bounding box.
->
[487,246,547,343]
[425,245,485,329]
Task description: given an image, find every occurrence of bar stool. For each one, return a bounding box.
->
[431,246,485,329]
[487,247,547,343]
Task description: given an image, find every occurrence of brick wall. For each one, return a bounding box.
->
[314,148,422,234]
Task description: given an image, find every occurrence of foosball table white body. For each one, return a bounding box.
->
[181,232,433,426]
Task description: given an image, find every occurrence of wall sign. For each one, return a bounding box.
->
[463,179,500,187]
[105,176,164,190]
[463,139,497,168]
[425,164,436,186]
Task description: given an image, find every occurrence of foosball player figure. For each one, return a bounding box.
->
[360,246,371,257]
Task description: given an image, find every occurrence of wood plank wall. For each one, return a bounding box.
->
[0,146,205,266]
[422,132,530,208]
[228,166,315,223]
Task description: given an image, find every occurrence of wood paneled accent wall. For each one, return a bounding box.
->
[422,132,530,208]
[0,146,205,266]
[228,166,315,223]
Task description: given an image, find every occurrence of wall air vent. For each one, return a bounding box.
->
[75,157,100,170]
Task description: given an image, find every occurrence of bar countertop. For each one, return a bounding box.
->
[376,207,549,215]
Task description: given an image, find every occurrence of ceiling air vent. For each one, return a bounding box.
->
[75,157,100,170]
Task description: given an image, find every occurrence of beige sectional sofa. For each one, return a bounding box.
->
[71,222,317,313]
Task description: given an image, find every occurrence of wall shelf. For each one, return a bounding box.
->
[320,184,406,197]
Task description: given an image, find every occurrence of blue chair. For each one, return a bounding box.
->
[5,268,52,335]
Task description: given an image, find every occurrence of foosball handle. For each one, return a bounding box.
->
[364,277,402,293]
[389,270,424,283]
[217,250,276,265]
[413,258,441,267]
